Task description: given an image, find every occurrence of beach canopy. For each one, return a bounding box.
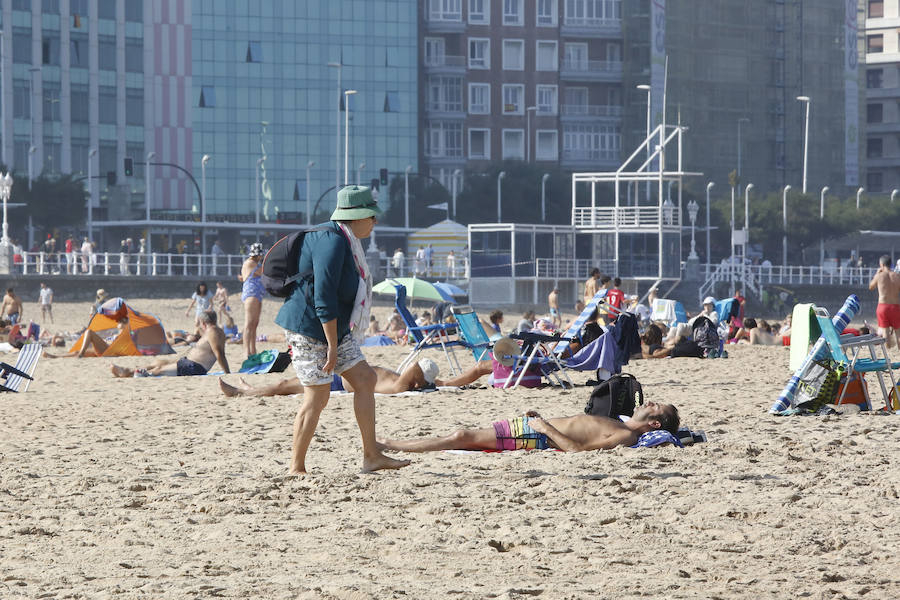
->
[69,298,174,357]
[433,281,466,297]
[373,278,454,302]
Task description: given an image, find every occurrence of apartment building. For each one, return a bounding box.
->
[420,0,625,187]
[865,0,900,193]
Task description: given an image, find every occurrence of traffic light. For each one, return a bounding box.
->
[106,171,117,186]
[370,178,380,192]
[124,157,133,177]
[379,168,388,186]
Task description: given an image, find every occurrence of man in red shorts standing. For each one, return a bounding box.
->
[869,254,900,348]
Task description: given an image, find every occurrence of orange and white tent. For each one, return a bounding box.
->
[69,298,174,356]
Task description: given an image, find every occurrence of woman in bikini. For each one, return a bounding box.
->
[238,243,265,359]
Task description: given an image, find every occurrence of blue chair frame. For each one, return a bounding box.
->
[393,283,463,376]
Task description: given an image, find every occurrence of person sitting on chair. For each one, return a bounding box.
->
[378,401,680,453]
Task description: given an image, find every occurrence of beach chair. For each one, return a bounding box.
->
[813,307,897,410]
[502,331,573,389]
[0,342,42,392]
[393,283,463,376]
[651,298,687,328]
[450,305,492,362]
[553,288,609,358]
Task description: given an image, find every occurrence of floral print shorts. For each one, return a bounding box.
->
[286,331,364,386]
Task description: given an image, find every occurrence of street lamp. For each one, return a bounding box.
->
[27,146,36,191]
[497,171,506,222]
[541,173,550,222]
[662,197,674,226]
[306,161,315,225]
[744,183,754,291]
[452,168,462,220]
[782,185,791,267]
[201,154,210,256]
[857,186,864,210]
[356,162,365,186]
[819,186,829,266]
[327,62,342,200]
[637,84,651,202]
[145,151,156,256]
[0,171,12,245]
[526,106,537,162]
[255,157,264,224]
[797,96,810,194]
[687,199,699,260]
[87,148,97,240]
[705,181,714,268]
[404,165,412,229]
[737,117,750,195]
[892,189,898,204]
[343,90,357,185]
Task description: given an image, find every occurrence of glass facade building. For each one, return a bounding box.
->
[191,0,419,221]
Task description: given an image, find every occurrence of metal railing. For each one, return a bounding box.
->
[561,104,623,117]
[698,262,879,301]
[562,16,621,28]
[424,55,466,68]
[535,258,616,279]
[560,59,623,75]
[374,256,470,281]
[18,251,246,277]
[572,206,681,229]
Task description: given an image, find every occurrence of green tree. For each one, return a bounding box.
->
[5,172,88,236]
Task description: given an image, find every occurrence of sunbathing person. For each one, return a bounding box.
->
[638,324,703,359]
[45,318,129,358]
[731,318,780,345]
[378,401,680,453]
[110,311,229,377]
[218,358,441,397]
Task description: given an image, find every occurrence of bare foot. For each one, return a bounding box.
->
[219,378,243,397]
[362,452,410,473]
[375,438,390,452]
[287,468,307,476]
[110,364,133,378]
[237,376,254,390]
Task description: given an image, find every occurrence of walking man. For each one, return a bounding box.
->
[39,282,53,324]
[869,254,900,348]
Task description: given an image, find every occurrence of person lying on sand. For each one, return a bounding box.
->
[379,401,680,453]
[45,318,129,358]
[110,311,229,377]
[219,358,441,397]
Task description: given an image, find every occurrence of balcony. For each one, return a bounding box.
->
[424,55,466,74]
[560,17,622,38]
[560,104,623,121]
[865,154,900,169]
[425,15,465,33]
[571,206,682,231]
[560,59,623,82]
[424,101,465,118]
[867,86,900,99]
[560,148,621,169]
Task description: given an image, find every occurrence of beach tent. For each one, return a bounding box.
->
[406,219,468,276]
[69,298,174,356]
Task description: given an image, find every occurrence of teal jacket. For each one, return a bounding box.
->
[274,222,360,342]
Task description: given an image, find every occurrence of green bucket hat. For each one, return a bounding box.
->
[330,185,382,221]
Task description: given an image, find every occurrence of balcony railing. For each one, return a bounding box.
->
[424,55,466,68]
[561,148,621,162]
[563,17,621,28]
[560,59,623,75]
[561,104,623,117]
[425,101,464,113]
[571,206,681,229]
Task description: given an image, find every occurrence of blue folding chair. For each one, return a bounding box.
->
[393,283,463,376]
[553,288,609,358]
[450,305,492,362]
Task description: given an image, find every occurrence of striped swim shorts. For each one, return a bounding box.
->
[492,416,549,451]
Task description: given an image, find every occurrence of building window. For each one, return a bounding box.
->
[427,76,463,112]
[565,0,621,25]
[502,129,525,159]
[469,128,491,159]
[868,34,884,53]
[13,31,31,64]
[425,121,464,157]
[99,143,117,178]
[384,91,401,112]
[469,0,489,23]
[867,69,883,89]
[867,137,883,158]
[71,140,89,175]
[429,0,462,21]
[563,123,621,161]
[125,40,143,73]
[536,41,558,71]
[42,37,60,66]
[126,88,143,125]
[502,39,525,70]
[71,0,87,16]
[99,87,116,124]
[502,84,524,114]
[469,38,490,69]
[503,0,523,25]
[867,171,884,192]
[43,86,61,121]
[98,0,115,19]
[869,1,884,18]
[71,86,89,123]
[536,130,559,160]
[246,41,263,63]
[425,38,446,66]
[537,0,557,25]
[44,140,61,174]
[99,36,116,71]
[13,84,30,119]
[125,0,143,22]
[70,35,88,68]
[469,83,490,114]
[563,43,588,70]
[199,86,216,108]
[867,103,883,123]
[42,0,59,14]
[536,85,558,115]
[12,0,30,10]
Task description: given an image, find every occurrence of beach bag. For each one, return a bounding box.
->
[491,361,543,388]
[794,360,839,410]
[584,373,643,418]
[834,370,869,408]
[261,226,330,298]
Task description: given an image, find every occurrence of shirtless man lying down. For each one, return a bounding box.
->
[379,401,679,453]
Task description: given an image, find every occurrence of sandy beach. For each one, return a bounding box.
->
[2,296,900,599]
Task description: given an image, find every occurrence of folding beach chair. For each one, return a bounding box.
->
[393,283,463,376]
[501,331,573,389]
[813,307,897,410]
[553,288,609,358]
[0,342,42,392]
[651,298,687,328]
[450,305,492,362]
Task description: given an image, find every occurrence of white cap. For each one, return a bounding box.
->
[417,358,440,384]
[703,296,716,306]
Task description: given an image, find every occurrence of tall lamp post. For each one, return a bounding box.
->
[87,148,97,240]
[526,106,537,162]
[637,84,651,202]
[497,171,506,222]
[687,199,699,260]
[255,157,264,224]
[541,173,550,222]
[145,151,156,257]
[27,145,36,191]
[782,185,791,267]
[856,186,864,210]
[404,165,412,229]
[343,90,357,185]
[744,183,754,292]
[452,168,461,220]
[356,162,365,186]
[819,186,829,266]
[797,96,811,194]
[201,154,210,256]
[705,181,714,273]
[0,171,12,245]
[737,117,749,196]
[305,161,315,225]
[327,62,342,201]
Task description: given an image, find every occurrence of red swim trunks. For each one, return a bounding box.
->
[876,303,900,329]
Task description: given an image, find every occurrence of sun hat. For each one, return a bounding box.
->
[248,242,264,257]
[702,296,715,306]
[330,186,382,221]
[96,288,108,301]
[417,358,440,385]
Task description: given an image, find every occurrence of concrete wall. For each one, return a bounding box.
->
[0,275,244,303]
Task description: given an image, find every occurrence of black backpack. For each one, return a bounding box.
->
[584,373,644,418]
[261,226,330,298]
[691,316,720,356]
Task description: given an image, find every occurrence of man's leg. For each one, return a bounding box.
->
[146,357,179,376]
[434,360,492,387]
[110,364,134,377]
[219,376,302,397]
[339,361,410,473]
[77,330,109,358]
[380,426,497,452]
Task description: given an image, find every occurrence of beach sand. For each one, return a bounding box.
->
[1,297,899,599]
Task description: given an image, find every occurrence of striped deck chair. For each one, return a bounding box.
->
[451,305,492,362]
[553,288,609,359]
[0,342,43,392]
